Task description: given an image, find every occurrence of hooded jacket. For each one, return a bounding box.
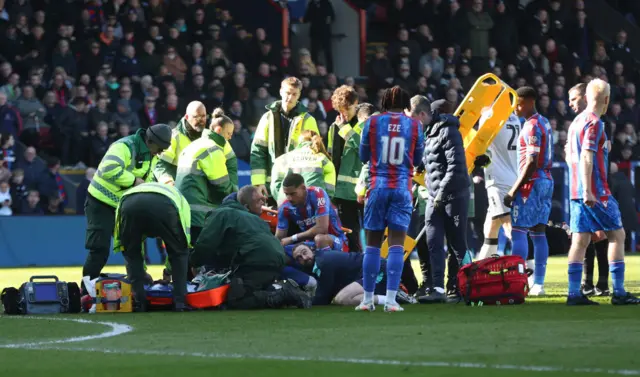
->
[422,112,469,202]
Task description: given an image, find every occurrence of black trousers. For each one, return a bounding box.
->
[425,194,469,289]
[226,266,282,310]
[83,193,116,279]
[311,35,333,73]
[334,198,363,252]
[118,193,189,308]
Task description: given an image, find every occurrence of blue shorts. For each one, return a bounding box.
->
[570,197,623,233]
[328,234,347,252]
[364,188,412,232]
[356,260,388,294]
[511,179,553,228]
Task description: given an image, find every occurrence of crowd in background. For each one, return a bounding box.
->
[0,0,637,219]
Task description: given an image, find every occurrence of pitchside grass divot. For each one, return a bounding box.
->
[1,256,639,377]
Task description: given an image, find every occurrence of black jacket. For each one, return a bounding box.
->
[422,114,469,201]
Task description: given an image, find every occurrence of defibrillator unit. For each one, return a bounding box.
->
[1,275,81,315]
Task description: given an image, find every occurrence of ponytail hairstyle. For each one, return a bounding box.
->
[299,130,329,158]
[209,107,234,130]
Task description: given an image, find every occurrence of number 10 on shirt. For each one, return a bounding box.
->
[380,135,405,165]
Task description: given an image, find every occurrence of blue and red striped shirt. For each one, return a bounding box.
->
[277,186,346,240]
[518,113,553,181]
[567,111,611,200]
[359,112,424,190]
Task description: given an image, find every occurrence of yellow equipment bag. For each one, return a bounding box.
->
[94,274,133,313]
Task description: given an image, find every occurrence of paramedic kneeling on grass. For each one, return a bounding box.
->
[191,186,312,310]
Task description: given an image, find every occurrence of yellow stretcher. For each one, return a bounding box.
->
[381,73,518,259]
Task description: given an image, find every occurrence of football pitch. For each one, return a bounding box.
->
[1,256,640,377]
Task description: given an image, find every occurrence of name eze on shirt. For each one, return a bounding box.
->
[388,123,401,132]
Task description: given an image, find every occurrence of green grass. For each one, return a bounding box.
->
[1,256,640,377]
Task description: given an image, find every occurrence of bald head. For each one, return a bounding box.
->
[185,101,207,132]
[238,185,265,215]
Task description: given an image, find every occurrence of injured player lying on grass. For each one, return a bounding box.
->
[289,243,416,306]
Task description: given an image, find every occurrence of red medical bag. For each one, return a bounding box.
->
[457,255,529,306]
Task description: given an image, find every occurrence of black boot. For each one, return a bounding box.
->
[280,279,312,309]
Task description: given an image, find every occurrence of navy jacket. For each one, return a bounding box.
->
[312,250,363,306]
[422,114,469,202]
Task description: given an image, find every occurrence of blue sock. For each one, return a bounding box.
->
[362,246,381,293]
[531,231,549,285]
[568,262,583,297]
[609,260,626,296]
[511,228,529,261]
[386,245,404,292]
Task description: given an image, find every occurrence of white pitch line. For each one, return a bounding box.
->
[1,317,640,375]
[0,317,132,348]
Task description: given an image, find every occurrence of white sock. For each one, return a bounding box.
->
[385,290,397,305]
[363,291,374,303]
[375,295,386,305]
[526,259,535,271]
[478,243,498,260]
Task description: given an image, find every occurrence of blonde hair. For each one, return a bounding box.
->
[586,78,610,104]
[281,76,302,90]
[209,107,233,130]
[299,130,329,158]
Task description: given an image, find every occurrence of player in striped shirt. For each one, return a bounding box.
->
[357,86,425,312]
[565,78,639,305]
[503,87,553,296]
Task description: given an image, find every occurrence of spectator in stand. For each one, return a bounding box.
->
[36,157,66,212]
[467,0,493,59]
[76,168,95,215]
[10,168,27,213]
[0,133,16,170]
[0,180,12,216]
[14,85,46,146]
[14,146,43,189]
[303,0,335,72]
[139,96,158,130]
[0,92,22,140]
[90,122,114,167]
[230,119,251,163]
[20,190,43,215]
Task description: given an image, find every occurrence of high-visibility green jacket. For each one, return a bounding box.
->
[175,130,236,227]
[154,117,202,184]
[88,129,156,208]
[250,101,318,186]
[270,141,336,205]
[209,130,239,191]
[328,119,363,201]
[113,182,192,253]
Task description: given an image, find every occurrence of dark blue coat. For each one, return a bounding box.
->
[422,114,469,202]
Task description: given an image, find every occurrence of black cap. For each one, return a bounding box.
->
[146,124,172,149]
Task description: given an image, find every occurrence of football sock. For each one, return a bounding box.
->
[595,240,609,287]
[583,243,595,285]
[531,231,548,285]
[362,246,381,301]
[478,238,498,259]
[609,260,626,296]
[511,228,529,261]
[375,295,386,305]
[386,245,405,294]
[568,262,583,297]
[385,290,397,305]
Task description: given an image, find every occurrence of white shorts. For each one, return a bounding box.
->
[486,185,511,219]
